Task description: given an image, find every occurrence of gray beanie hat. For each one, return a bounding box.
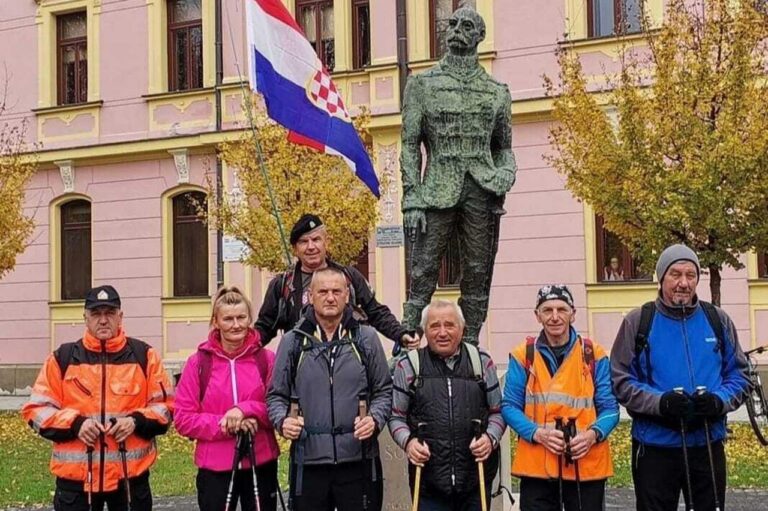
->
[655,244,700,282]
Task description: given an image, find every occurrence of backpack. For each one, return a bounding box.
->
[405,342,484,385]
[289,324,371,394]
[197,348,270,403]
[55,337,150,378]
[633,300,725,384]
[522,335,596,383]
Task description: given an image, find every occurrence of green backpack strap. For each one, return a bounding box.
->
[464,342,484,380]
[406,349,420,380]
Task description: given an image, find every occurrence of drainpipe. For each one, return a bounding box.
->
[396,0,408,107]
[214,0,224,289]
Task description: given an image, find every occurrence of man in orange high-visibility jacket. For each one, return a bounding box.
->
[22,285,173,511]
[501,285,619,510]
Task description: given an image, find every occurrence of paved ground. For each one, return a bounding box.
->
[4,489,768,510]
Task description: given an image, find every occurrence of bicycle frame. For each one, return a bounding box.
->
[744,345,768,446]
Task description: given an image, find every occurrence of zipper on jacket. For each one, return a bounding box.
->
[447,377,456,487]
[99,340,107,493]
[680,307,697,389]
[329,345,338,463]
[73,378,92,396]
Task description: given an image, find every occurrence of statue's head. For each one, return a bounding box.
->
[446,7,486,56]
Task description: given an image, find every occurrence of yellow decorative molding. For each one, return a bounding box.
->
[747,252,760,280]
[161,297,212,359]
[585,282,657,338]
[36,101,102,143]
[146,89,216,132]
[406,0,429,62]
[49,301,85,351]
[748,280,768,348]
[49,194,92,302]
[37,0,101,108]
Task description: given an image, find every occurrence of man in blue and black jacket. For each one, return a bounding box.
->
[611,244,750,511]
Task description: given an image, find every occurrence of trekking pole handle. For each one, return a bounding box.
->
[109,417,127,451]
[673,386,685,395]
[695,385,707,395]
[358,393,369,419]
[416,422,427,444]
[472,418,484,440]
[289,396,300,419]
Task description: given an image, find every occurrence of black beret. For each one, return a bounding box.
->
[290,214,324,245]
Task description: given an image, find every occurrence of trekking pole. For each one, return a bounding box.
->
[554,417,565,511]
[358,393,370,510]
[411,422,427,511]
[245,431,262,511]
[110,418,132,508]
[696,386,722,511]
[225,432,245,511]
[674,387,695,511]
[471,419,488,511]
[86,444,94,507]
[288,396,303,508]
[566,418,583,511]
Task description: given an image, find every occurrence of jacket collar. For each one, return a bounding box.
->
[655,293,700,320]
[198,328,261,358]
[296,305,358,342]
[83,328,127,353]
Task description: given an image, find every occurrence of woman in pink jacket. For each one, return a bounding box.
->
[174,286,280,511]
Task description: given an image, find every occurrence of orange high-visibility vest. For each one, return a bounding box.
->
[510,337,613,481]
[22,330,173,492]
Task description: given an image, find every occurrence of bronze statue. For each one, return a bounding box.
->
[400,7,516,344]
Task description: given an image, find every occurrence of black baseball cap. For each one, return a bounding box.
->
[84,285,121,310]
[289,214,324,245]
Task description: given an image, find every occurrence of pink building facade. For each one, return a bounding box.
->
[1,0,766,388]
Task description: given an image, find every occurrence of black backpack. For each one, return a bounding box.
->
[633,300,725,384]
[55,337,150,378]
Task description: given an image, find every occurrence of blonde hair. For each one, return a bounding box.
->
[210,286,253,327]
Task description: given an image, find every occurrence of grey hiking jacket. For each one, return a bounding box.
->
[267,306,392,465]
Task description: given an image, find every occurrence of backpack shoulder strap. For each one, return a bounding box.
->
[700,301,726,352]
[581,337,596,382]
[464,342,484,380]
[289,328,315,388]
[524,336,536,375]
[406,349,420,380]
[197,350,213,403]
[54,340,81,378]
[253,349,270,388]
[635,301,656,355]
[126,337,150,377]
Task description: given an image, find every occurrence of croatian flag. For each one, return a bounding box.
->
[246,0,380,197]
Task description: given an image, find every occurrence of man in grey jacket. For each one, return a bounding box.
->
[267,266,392,511]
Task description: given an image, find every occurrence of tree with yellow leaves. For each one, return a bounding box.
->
[547,0,768,305]
[0,78,37,280]
[211,103,379,273]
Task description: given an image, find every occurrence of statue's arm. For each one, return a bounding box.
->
[489,87,517,194]
[399,76,426,211]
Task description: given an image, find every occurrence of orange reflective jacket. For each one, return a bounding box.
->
[21,329,174,492]
[509,337,612,481]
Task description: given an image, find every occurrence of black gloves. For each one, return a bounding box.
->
[693,391,724,418]
[660,391,693,419]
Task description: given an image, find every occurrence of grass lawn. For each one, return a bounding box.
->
[1,412,767,507]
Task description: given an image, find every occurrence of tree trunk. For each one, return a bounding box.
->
[708,264,721,306]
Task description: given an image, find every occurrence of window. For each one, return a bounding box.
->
[61,200,91,300]
[595,215,651,282]
[168,0,203,91]
[352,241,370,280]
[759,253,768,279]
[430,0,476,60]
[57,12,87,105]
[352,0,371,69]
[296,0,335,71]
[172,191,208,296]
[588,0,643,38]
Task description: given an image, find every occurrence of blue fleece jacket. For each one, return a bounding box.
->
[501,328,620,443]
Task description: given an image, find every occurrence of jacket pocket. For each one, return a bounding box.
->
[109,380,141,396]
[64,374,93,397]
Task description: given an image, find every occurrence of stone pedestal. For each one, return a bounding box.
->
[379,428,514,510]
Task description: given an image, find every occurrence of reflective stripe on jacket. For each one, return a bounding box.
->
[509,336,613,481]
[21,329,174,492]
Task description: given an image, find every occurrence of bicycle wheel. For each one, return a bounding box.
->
[746,373,768,446]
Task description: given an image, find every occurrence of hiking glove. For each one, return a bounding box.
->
[660,391,693,419]
[693,391,724,418]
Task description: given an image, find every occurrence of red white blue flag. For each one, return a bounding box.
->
[246,0,380,197]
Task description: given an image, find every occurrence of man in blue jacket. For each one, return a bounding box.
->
[611,244,750,511]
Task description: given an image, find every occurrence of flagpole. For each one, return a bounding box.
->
[223,2,292,269]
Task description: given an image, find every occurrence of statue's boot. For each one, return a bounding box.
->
[459,295,489,346]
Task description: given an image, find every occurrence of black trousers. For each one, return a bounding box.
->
[632,439,726,511]
[412,481,494,511]
[290,458,383,511]
[53,472,152,511]
[196,459,279,511]
[518,477,606,511]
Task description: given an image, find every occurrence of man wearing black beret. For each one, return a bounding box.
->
[254,214,419,351]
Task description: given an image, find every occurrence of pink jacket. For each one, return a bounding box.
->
[174,328,280,471]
